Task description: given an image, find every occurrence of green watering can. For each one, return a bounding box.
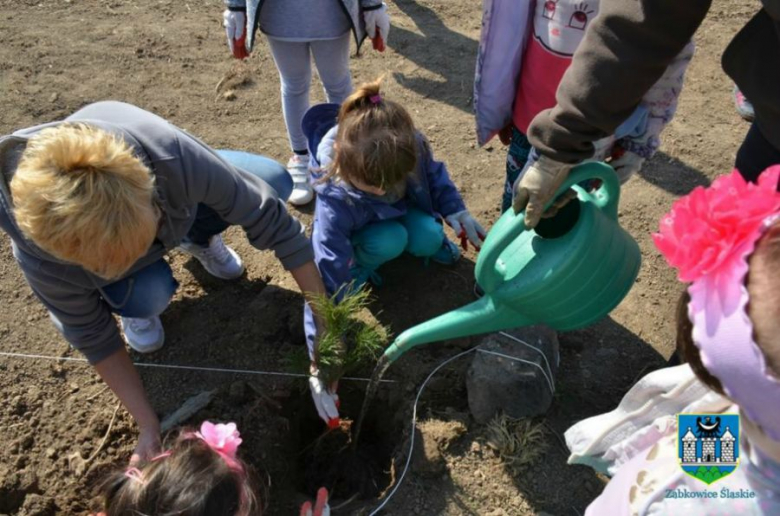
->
[383,161,641,362]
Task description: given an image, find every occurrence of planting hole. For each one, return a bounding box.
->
[285,383,402,505]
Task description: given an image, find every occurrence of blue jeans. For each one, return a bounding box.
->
[503,127,532,212]
[102,150,292,318]
[351,208,445,272]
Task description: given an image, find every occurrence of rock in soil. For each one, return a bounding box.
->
[467,326,559,423]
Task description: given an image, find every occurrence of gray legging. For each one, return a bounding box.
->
[267,33,353,153]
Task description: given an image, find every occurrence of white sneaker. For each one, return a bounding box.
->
[121,316,165,353]
[287,154,314,206]
[179,234,245,280]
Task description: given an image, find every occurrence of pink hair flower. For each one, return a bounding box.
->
[653,167,780,283]
[653,167,780,323]
[196,421,243,459]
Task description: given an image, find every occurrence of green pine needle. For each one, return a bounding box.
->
[309,285,390,385]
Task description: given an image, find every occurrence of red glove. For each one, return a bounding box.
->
[223,9,249,60]
[372,34,385,52]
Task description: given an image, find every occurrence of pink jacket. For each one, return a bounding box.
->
[474,0,693,159]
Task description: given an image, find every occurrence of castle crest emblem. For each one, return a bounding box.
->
[678,413,740,485]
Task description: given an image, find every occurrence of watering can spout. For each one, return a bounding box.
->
[383,296,533,363]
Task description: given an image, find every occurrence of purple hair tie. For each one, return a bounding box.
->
[369,94,382,105]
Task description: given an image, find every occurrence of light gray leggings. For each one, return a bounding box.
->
[267,33,353,153]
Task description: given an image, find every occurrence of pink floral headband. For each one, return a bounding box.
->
[189,420,245,472]
[124,421,244,484]
[654,167,780,439]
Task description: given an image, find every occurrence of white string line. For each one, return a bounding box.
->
[369,346,478,516]
[498,331,557,392]
[370,343,556,515]
[477,349,554,396]
[0,351,396,384]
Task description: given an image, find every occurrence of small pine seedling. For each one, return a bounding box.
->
[308,285,390,385]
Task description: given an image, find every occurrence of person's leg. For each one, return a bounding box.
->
[103,259,179,318]
[351,220,408,287]
[399,209,446,257]
[503,127,533,212]
[216,150,293,201]
[310,33,353,106]
[267,38,313,154]
[185,152,291,247]
[735,123,780,187]
[267,37,316,205]
[102,259,178,353]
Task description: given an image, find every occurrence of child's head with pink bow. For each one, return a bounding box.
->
[656,167,780,446]
[99,421,260,516]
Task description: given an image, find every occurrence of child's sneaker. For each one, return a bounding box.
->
[733,86,755,122]
[430,239,461,266]
[179,235,245,280]
[287,154,314,206]
[121,315,165,353]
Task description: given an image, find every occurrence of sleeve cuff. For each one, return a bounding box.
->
[80,336,126,366]
[277,239,316,271]
[362,2,384,11]
[439,198,467,218]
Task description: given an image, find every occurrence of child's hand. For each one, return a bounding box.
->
[309,365,340,429]
[130,425,161,466]
[446,210,487,251]
[300,487,331,516]
[607,146,645,184]
[364,3,390,46]
[498,124,514,146]
[223,9,249,60]
[372,34,386,52]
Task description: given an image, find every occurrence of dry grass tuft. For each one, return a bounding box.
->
[485,413,548,473]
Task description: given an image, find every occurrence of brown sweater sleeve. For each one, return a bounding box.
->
[527,0,712,163]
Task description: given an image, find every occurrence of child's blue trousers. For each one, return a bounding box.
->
[351,208,445,272]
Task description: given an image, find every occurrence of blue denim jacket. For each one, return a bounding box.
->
[302,103,466,355]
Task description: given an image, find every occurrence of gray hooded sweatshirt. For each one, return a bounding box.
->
[0,101,313,364]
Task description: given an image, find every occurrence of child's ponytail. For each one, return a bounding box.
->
[332,78,418,190]
[338,78,384,120]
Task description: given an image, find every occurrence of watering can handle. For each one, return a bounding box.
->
[476,161,621,293]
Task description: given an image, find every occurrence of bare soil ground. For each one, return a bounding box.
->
[0,0,757,514]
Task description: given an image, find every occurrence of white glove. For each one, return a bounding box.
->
[608,150,645,184]
[223,9,248,59]
[309,374,340,427]
[512,154,574,228]
[363,3,390,41]
[300,487,331,516]
[445,210,486,251]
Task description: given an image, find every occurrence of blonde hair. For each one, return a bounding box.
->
[329,78,418,190]
[10,124,158,279]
